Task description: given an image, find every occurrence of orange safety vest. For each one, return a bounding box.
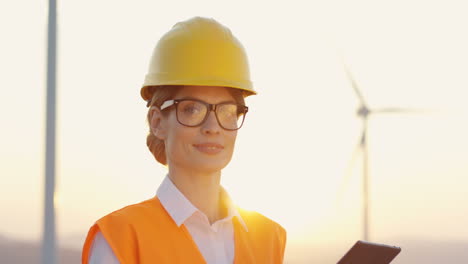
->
[82,197,286,264]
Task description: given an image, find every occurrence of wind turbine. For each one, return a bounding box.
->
[42,0,57,263]
[341,63,420,241]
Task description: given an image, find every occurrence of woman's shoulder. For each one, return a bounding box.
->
[236,207,287,255]
[83,197,166,264]
[237,207,286,235]
[96,196,165,226]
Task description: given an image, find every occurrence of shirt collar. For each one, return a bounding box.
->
[156,175,248,231]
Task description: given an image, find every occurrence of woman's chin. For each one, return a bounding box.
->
[186,157,231,173]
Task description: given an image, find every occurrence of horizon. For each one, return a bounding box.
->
[2,233,467,263]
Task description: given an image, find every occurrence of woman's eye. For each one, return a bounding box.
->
[218,106,238,119]
[182,104,201,114]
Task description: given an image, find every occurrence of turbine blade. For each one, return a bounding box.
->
[334,133,364,208]
[342,62,368,107]
[372,107,430,114]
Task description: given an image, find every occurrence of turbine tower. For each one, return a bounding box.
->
[342,63,418,241]
[42,0,57,263]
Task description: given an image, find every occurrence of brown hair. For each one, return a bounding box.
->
[146,86,246,166]
[146,86,180,165]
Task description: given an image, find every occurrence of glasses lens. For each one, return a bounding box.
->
[217,104,245,130]
[176,100,207,126]
[175,100,246,130]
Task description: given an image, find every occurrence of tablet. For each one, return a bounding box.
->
[337,240,401,264]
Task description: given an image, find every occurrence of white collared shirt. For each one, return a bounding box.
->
[88,176,248,264]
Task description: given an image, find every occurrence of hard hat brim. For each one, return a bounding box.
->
[141,84,256,102]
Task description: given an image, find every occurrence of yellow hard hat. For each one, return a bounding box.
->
[140,17,256,102]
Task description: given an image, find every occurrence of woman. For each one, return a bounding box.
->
[82,17,286,264]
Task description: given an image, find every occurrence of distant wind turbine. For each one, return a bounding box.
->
[340,62,423,242]
[42,0,57,264]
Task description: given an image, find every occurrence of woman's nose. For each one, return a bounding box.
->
[201,111,221,135]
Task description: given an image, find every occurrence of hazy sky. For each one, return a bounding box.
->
[1,0,467,252]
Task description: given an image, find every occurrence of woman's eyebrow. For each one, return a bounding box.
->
[175,96,237,104]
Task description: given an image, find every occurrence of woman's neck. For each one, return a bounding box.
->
[168,167,223,224]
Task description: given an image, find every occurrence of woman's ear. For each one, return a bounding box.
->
[149,106,167,140]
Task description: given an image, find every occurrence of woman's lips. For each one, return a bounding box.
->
[193,143,224,155]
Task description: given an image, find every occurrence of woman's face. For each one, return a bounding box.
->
[155,86,239,173]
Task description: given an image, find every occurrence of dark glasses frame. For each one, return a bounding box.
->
[159,98,248,131]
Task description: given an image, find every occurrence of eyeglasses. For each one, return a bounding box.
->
[160,98,248,131]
